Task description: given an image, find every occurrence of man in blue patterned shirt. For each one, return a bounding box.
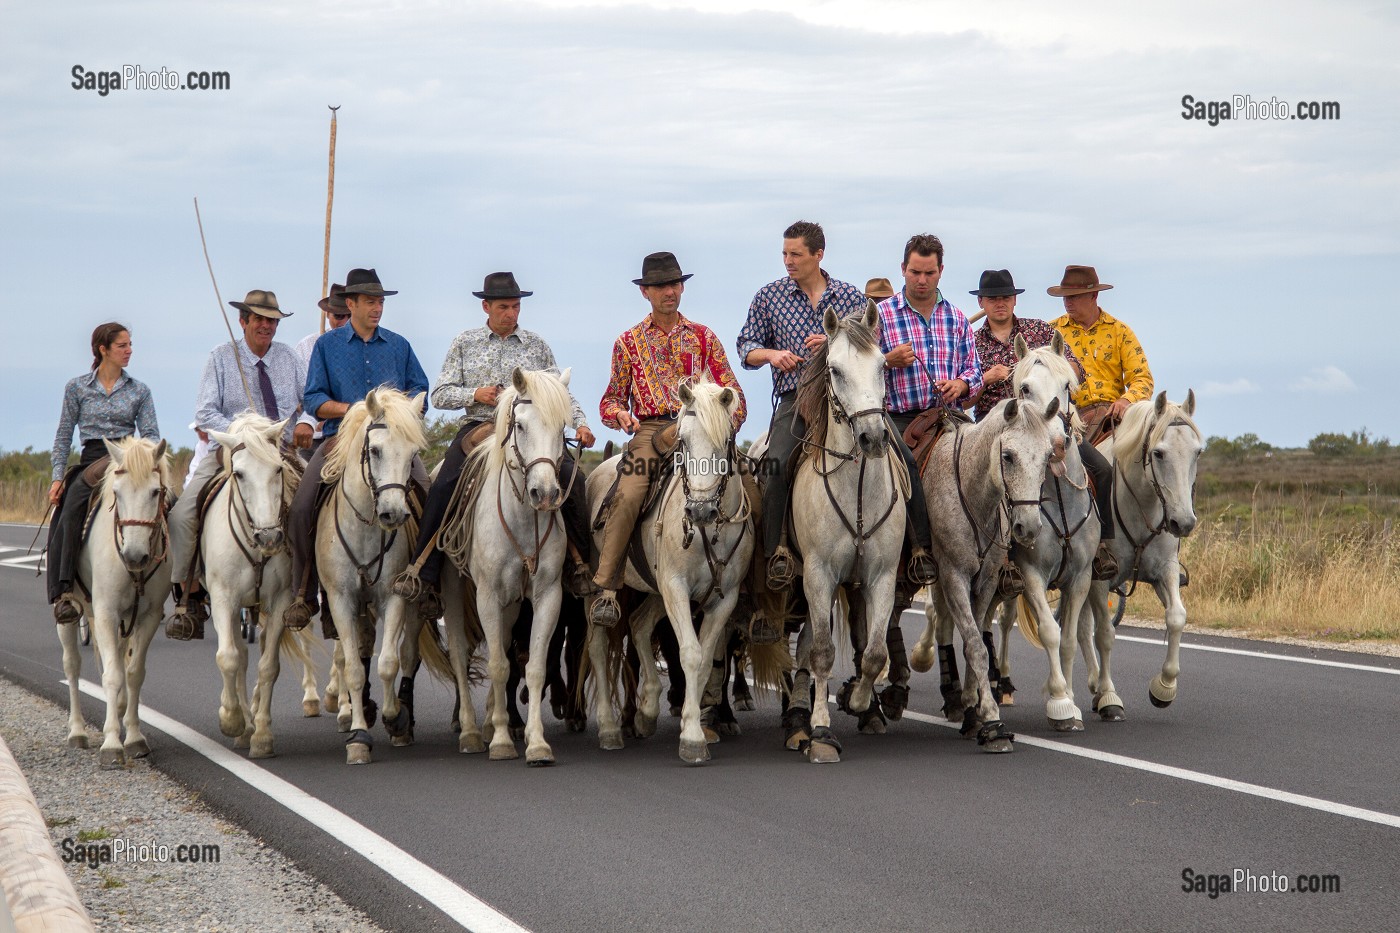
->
[737,221,935,590]
[284,268,431,631]
[166,289,305,639]
[393,272,596,613]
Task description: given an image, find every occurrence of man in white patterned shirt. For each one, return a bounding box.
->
[166,289,305,639]
[393,272,595,613]
[293,283,349,456]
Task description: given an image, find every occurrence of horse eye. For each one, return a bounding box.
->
[232,470,243,480]
[150,489,160,499]
[370,447,381,458]
[1019,385,1031,396]
[1002,451,1014,463]
[1153,449,1165,459]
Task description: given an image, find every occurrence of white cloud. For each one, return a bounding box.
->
[1202,378,1259,396]
[1290,366,1358,394]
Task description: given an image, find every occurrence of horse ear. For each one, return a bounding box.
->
[209,429,236,450]
[558,367,572,387]
[1043,396,1061,420]
[823,308,840,336]
[1154,391,1167,415]
[154,439,167,462]
[512,366,528,393]
[1004,399,1019,422]
[412,392,428,418]
[103,438,124,465]
[366,390,384,420]
[718,387,735,411]
[1052,331,1065,356]
[863,298,879,331]
[1014,335,1029,360]
[678,382,694,405]
[267,418,290,442]
[1184,388,1196,416]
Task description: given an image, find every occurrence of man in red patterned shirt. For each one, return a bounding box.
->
[590,252,752,627]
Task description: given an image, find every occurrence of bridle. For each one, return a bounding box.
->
[495,394,582,577]
[1113,415,1195,595]
[951,414,1046,564]
[332,418,409,596]
[106,465,170,638]
[1032,412,1093,590]
[221,441,290,600]
[668,411,752,609]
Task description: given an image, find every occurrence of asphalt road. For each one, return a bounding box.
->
[2,522,1397,932]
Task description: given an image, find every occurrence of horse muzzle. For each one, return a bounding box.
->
[528,482,563,512]
[856,427,890,459]
[685,498,721,527]
[1168,512,1198,538]
[1009,506,1042,547]
[252,526,285,553]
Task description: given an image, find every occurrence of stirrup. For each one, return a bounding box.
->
[53,595,82,626]
[907,548,938,587]
[766,547,796,591]
[283,598,315,632]
[391,568,424,601]
[589,590,621,628]
[164,607,197,641]
[1091,543,1119,581]
[416,589,444,622]
[996,561,1025,599]
[565,560,600,598]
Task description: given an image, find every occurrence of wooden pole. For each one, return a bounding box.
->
[193,198,256,410]
[321,105,340,334]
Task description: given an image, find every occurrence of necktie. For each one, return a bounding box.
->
[255,360,280,419]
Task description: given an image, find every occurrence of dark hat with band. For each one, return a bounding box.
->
[229,289,291,319]
[318,283,348,314]
[969,269,1025,297]
[342,267,398,297]
[632,251,693,287]
[473,272,533,299]
[1047,265,1113,297]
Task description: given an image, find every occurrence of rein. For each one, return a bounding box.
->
[1035,421,1093,591]
[666,424,752,610]
[493,395,581,578]
[107,467,171,639]
[220,442,290,608]
[331,420,402,598]
[1112,416,1191,596]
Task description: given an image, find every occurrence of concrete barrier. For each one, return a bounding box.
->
[0,733,93,932]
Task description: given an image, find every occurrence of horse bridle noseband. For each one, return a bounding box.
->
[222,441,290,598]
[1113,416,1194,595]
[107,466,170,638]
[665,410,752,610]
[496,394,584,576]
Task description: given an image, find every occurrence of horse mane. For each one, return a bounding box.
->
[1015,345,1085,436]
[322,387,427,482]
[794,312,879,449]
[683,379,734,450]
[98,437,172,499]
[472,369,574,472]
[222,412,299,503]
[1114,397,1202,462]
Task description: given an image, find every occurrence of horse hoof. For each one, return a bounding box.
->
[806,742,841,764]
[550,700,567,721]
[702,726,720,744]
[981,737,1015,754]
[249,739,275,759]
[383,706,411,739]
[346,742,372,765]
[323,692,339,713]
[302,699,321,717]
[124,739,151,759]
[337,715,352,734]
[1149,675,1176,708]
[451,717,461,734]
[1050,718,1085,733]
[859,716,887,735]
[219,709,245,739]
[234,734,251,749]
[784,729,809,751]
[716,721,741,737]
[566,716,587,733]
[489,743,519,761]
[734,694,756,712]
[68,735,89,749]
[878,684,909,721]
[526,747,555,767]
[391,730,414,748]
[599,729,624,751]
[679,739,710,764]
[909,645,934,674]
[459,733,486,754]
[999,693,1015,707]
[99,748,125,770]
[1099,705,1126,722]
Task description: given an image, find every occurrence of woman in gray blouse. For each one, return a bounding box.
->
[46,322,161,623]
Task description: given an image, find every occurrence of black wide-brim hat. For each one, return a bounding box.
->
[633,251,693,286]
[318,283,348,314]
[969,269,1025,298]
[229,289,292,319]
[342,267,398,297]
[473,271,533,300]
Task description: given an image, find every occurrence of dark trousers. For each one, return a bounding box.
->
[759,392,805,559]
[412,421,591,589]
[1079,440,1115,540]
[46,439,109,604]
[886,412,935,553]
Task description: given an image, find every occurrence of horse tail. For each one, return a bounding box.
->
[746,641,792,701]
[1016,595,1045,650]
[416,619,455,685]
[278,624,318,668]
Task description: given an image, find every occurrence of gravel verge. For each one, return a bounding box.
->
[0,675,386,933]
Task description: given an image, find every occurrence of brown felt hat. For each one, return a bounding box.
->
[1047,265,1114,297]
[864,277,894,300]
[229,289,292,319]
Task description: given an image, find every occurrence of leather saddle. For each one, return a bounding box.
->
[902,406,971,477]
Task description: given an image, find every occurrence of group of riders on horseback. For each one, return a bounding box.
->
[46,218,1201,767]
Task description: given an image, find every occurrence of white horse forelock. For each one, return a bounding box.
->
[474,370,574,472]
[98,436,172,500]
[682,379,734,452]
[1113,397,1201,463]
[321,388,427,483]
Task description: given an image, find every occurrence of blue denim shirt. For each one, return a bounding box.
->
[302,325,430,437]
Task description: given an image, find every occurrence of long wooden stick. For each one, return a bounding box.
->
[321,105,340,334]
[193,197,255,410]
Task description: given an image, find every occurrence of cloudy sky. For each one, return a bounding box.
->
[3,0,1394,454]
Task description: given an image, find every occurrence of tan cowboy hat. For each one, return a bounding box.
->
[229,289,292,319]
[1047,265,1113,297]
[864,277,894,300]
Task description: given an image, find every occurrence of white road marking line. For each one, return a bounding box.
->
[1113,634,1399,675]
[73,679,531,933]
[896,705,1400,829]
[0,556,42,570]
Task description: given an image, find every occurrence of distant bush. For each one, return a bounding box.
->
[1205,432,1273,461]
[1308,428,1391,458]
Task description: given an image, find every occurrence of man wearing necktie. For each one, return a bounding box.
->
[166,289,306,639]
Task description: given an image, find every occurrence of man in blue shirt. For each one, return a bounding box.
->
[284,268,431,631]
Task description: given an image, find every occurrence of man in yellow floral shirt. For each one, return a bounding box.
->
[1049,265,1154,443]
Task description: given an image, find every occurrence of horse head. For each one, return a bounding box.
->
[676,380,739,527]
[339,388,427,530]
[1124,390,1202,538]
[503,367,574,512]
[823,301,890,458]
[210,415,290,554]
[995,396,1061,546]
[101,437,171,572]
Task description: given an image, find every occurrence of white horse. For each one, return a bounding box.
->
[316,388,427,765]
[909,394,1062,751]
[1077,391,1202,714]
[59,437,173,769]
[786,303,907,764]
[438,367,576,765]
[200,414,315,758]
[583,379,752,764]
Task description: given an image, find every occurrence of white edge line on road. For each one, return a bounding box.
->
[73,678,530,933]
[1112,634,1399,675]
[895,705,1400,830]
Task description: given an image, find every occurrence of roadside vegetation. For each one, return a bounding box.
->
[5,426,1397,643]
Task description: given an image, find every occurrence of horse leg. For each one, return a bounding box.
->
[480,596,519,760]
[391,611,423,747]
[1021,573,1081,731]
[298,631,321,717]
[90,605,127,769]
[57,616,88,748]
[563,602,588,732]
[783,624,813,751]
[878,614,911,721]
[730,633,755,712]
[947,579,1013,752]
[802,569,840,763]
[1150,576,1187,708]
[631,598,665,738]
[332,640,354,731]
[997,602,1016,706]
[851,573,896,737]
[523,581,563,766]
[324,641,343,715]
[210,591,247,742]
[546,601,570,721]
[377,592,411,746]
[119,605,162,761]
[250,599,289,759]
[441,570,485,752]
[656,616,683,717]
[908,582,941,673]
[585,615,623,750]
[1086,584,1124,719]
[702,633,738,737]
[330,590,373,764]
[664,585,711,764]
[1057,573,1098,722]
[929,598,962,721]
